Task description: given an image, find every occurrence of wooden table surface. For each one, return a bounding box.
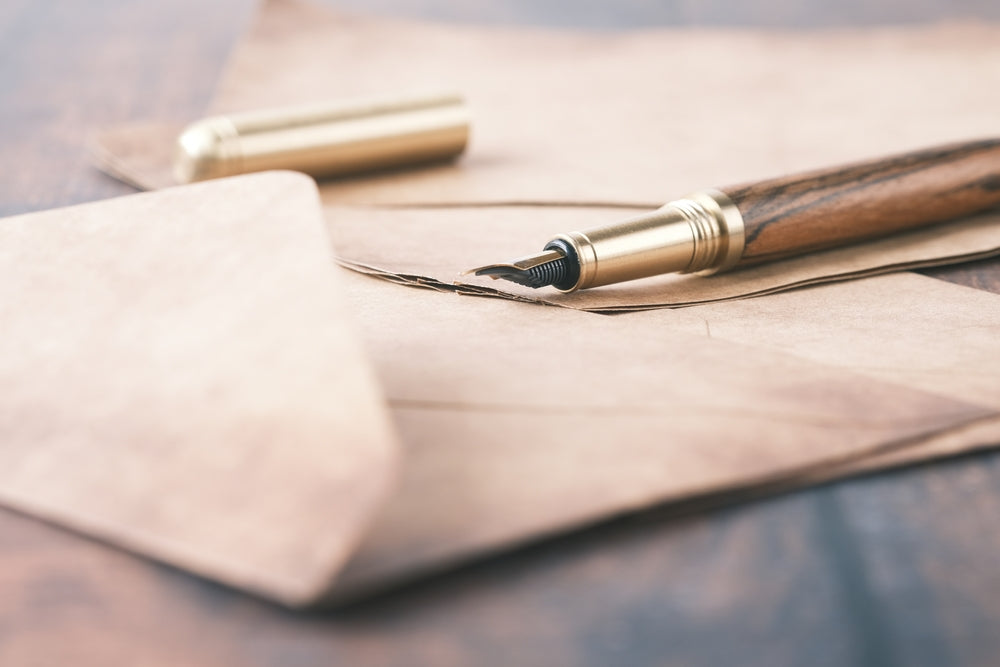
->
[3,1,1000,665]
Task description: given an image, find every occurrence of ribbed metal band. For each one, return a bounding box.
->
[671,197,721,272]
[670,189,745,274]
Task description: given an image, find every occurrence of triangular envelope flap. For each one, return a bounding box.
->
[0,171,398,606]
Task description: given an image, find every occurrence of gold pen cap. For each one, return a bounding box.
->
[174,92,470,183]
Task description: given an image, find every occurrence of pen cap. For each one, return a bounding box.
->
[174,92,470,183]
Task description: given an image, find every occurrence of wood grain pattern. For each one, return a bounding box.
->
[5,1,1000,666]
[724,139,1000,263]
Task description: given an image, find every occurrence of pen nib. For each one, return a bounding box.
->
[465,249,569,289]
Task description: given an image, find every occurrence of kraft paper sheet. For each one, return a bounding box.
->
[93,0,1000,309]
[2,173,997,604]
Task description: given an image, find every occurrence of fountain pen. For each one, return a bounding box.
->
[469,139,1000,292]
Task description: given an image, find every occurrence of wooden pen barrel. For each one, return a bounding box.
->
[720,139,1000,264]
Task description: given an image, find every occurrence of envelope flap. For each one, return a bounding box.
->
[0,171,398,606]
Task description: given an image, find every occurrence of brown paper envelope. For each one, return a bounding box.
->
[95,0,1000,207]
[0,184,982,604]
[321,269,992,598]
[0,171,398,607]
[324,203,1000,310]
[6,173,990,602]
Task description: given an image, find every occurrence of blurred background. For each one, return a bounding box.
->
[321,0,1000,26]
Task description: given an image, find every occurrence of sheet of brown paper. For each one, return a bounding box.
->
[323,269,995,598]
[662,272,1000,407]
[326,204,1000,310]
[658,272,1000,473]
[92,0,1000,309]
[96,0,1000,208]
[626,272,1000,507]
[0,172,398,607]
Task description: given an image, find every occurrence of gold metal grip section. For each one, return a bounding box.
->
[551,189,745,292]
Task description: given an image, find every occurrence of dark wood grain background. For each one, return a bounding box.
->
[3,1,1000,665]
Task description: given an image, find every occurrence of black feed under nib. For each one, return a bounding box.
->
[467,249,570,289]
[476,257,569,289]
